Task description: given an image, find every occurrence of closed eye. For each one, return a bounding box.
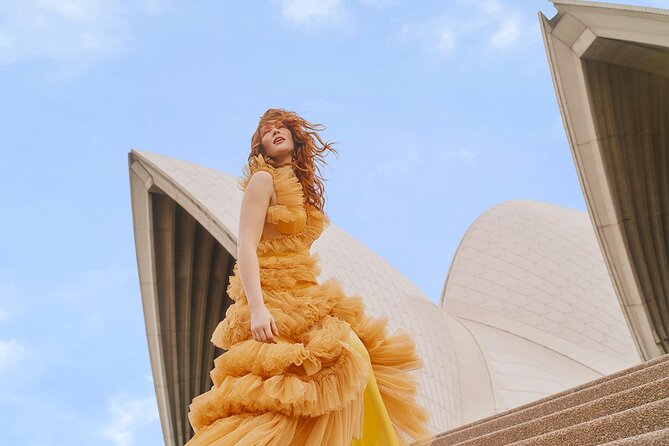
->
[261,123,285,136]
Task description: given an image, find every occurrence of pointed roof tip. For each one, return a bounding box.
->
[129,148,148,159]
[128,148,145,164]
[129,149,171,165]
[130,148,153,157]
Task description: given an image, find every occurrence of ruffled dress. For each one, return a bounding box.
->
[186,154,433,446]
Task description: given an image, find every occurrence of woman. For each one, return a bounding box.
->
[186,109,433,445]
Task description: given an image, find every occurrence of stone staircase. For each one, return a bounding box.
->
[415,353,669,446]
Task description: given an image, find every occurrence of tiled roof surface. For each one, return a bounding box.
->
[442,200,641,417]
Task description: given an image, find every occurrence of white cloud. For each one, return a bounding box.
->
[396,17,467,57]
[397,23,413,40]
[435,27,457,56]
[0,339,29,371]
[397,17,466,59]
[476,0,525,48]
[281,0,345,25]
[489,16,521,48]
[0,1,129,67]
[478,0,502,15]
[0,0,167,77]
[0,281,31,374]
[100,393,160,446]
[397,0,527,58]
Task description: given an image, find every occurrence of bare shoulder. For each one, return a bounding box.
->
[248,169,273,185]
[244,170,274,200]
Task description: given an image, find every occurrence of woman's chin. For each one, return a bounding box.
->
[267,148,294,160]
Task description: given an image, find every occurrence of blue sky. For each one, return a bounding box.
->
[2,0,667,444]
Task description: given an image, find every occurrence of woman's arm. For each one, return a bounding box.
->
[237,170,280,343]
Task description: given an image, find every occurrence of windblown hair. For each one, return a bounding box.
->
[249,108,338,213]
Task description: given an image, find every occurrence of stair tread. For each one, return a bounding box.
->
[505,396,669,446]
[450,376,669,446]
[600,427,669,445]
[433,355,669,444]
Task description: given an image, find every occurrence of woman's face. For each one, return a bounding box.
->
[260,121,295,162]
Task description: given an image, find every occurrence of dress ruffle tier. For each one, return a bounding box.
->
[186,154,433,445]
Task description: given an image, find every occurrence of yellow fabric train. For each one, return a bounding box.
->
[186,153,433,446]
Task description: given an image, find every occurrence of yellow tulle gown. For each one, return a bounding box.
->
[186,154,433,446]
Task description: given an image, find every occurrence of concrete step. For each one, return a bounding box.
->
[453,376,669,446]
[506,396,669,446]
[600,427,669,445]
[414,353,669,446]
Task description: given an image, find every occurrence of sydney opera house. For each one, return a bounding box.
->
[128,1,669,445]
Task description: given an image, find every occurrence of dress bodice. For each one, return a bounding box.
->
[239,153,329,254]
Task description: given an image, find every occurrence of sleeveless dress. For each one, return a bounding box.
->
[186,154,433,446]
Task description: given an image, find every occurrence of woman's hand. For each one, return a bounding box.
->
[250,304,280,343]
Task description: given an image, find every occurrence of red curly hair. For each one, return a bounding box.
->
[248,108,339,213]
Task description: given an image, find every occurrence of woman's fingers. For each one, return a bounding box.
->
[250,306,280,343]
[253,325,276,343]
[251,313,280,343]
[264,324,276,343]
[271,317,280,336]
